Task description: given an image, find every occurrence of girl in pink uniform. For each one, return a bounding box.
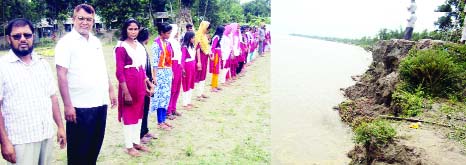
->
[220,24,232,85]
[115,19,151,157]
[181,31,197,109]
[167,24,182,120]
[210,25,224,92]
[194,21,212,100]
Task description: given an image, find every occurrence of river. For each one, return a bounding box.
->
[271,34,372,164]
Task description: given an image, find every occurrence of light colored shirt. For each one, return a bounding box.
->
[186,47,196,62]
[407,13,417,28]
[461,20,466,42]
[233,35,240,56]
[408,2,417,13]
[259,28,266,41]
[220,35,232,60]
[55,29,110,108]
[169,38,182,64]
[0,51,56,145]
[117,41,147,69]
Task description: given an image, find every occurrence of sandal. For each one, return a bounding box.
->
[173,111,182,116]
[144,133,158,139]
[167,115,176,120]
[158,124,171,131]
[164,122,174,128]
[140,137,151,144]
[134,144,151,153]
[126,148,141,157]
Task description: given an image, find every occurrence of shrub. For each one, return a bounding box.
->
[353,120,396,164]
[354,120,396,147]
[392,84,425,117]
[399,49,462,98]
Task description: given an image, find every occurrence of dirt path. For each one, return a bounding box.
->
[392,121,466,165]
[47,52,271,164]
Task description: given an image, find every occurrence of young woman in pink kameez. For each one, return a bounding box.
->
[115,19,152,157]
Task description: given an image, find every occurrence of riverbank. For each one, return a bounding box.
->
[337,39,466,164]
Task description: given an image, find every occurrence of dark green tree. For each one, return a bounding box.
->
[92,0,151,29]
[435,0,465,31]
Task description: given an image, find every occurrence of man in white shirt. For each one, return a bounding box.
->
[0,18,66,165]
[404,0,417,40]
[54,4,117,164]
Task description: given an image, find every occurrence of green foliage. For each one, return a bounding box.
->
[92,0,151,29]
[338,100,357,124]
[435,0,465,31]
[399,49,463,98]
[353,120,396,147]
[392,84,425,117]
[377,28,404,40]
[242,0,271,22]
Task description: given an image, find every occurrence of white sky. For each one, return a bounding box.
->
[272,0,445,39]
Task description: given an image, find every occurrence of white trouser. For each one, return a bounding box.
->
[220,60,230,84]
[195,80,205,97]
[182,90,193,106]
[123,119,142,149]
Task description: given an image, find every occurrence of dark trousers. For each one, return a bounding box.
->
[236,61,245,74]
[157,108,167,124]
[66,105,107,165]
[404,27,414,40]
[140,96,150,138]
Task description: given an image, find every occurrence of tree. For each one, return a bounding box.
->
[435,0,465,31]
[92,0,151,30]
[242,0,270,23]
[1,0,37,37]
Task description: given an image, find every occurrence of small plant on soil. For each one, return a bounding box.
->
[392,83,425,117]
[338,100,356,123]
[354,120,396,164]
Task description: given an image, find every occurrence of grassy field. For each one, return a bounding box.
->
[0,47,271,164]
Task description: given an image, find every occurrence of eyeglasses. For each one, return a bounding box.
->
[76,16,94,22]
[11,33,33,40]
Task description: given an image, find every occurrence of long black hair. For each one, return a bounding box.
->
[137,27,150,43]
[211,25,224,48]
[182,31,195,49]
[120,18,140,41]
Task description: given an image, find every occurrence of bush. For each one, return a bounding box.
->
[400,49,463,97]
[353,120,397,164]
[354,120,396,147]
[392,84,425,117]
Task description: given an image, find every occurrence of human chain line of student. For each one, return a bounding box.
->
[0,3,271,164]
[122,19,271,157]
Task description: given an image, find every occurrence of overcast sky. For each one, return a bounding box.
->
[271,0,445,39]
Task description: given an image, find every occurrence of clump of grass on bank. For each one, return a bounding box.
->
[353,119,397,163]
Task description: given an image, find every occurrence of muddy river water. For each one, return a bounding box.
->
[271,34,372,164]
